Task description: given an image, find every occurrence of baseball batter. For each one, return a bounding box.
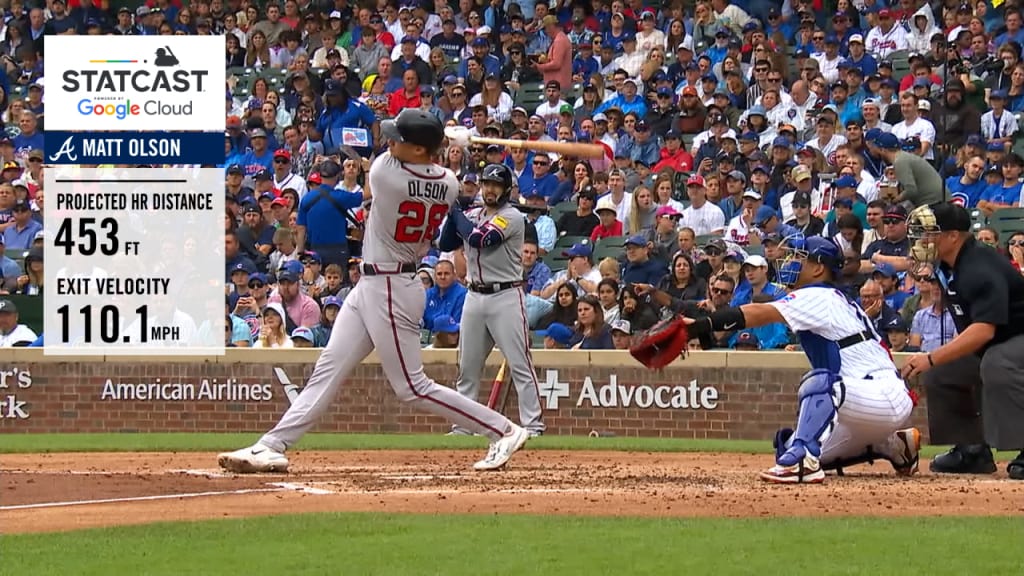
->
[642,235,920,483]
[218,110,529,474]
[439,163,545,436]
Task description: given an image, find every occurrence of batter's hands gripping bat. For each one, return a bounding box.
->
[444,126,606,158]
[486,359,508,410]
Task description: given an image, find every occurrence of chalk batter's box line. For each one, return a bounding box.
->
[0,487,288,511]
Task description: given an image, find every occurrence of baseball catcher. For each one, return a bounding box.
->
[633,235,920,483]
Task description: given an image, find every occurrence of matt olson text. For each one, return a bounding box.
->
[101,378,273,402]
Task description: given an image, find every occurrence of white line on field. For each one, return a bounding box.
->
[169,469,233,478]
[267,482,335,495]
[0,488,288,511]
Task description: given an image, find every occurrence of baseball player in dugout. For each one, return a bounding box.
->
[636,235,920,484]
[902,203,1024,481]
[439,163,546,437]
[219,110,529,474]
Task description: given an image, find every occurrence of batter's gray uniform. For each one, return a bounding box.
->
[452,203,545,435]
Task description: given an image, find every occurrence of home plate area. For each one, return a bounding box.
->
[1,450,1019,534]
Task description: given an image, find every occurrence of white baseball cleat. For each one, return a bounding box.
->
[218,443,289,474]
[759,454,826,484]
[473,424,529,471]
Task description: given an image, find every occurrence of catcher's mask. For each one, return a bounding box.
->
[776,234,843,287]
[907,204,942,269]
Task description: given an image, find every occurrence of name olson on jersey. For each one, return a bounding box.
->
[408,180,450,200]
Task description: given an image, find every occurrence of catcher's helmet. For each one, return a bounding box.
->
[479,163,513,203]
[907,202,971,264]
[777,234,843,286]
[381,108,445,152]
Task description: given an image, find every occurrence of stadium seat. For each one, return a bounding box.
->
[554,235,588,251]
[889,50,911,78]
[988,207,1024,238]
[549,201,577,221]
[513,82,546,115]
[542,251,569,272]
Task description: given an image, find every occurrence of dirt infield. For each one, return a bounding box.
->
[2,450,1022,534]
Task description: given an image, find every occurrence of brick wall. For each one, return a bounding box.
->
[0,350,929,439]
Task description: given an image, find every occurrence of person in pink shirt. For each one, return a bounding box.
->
[535,15,571,95]
[269,269,322,328]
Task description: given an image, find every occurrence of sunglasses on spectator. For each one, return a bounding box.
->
[882,217,903,225]
[755,67,768,72]
[913,274,936,282]
[705,248,723,256]
[471,146,485,152]
[534,160,549,166]
[248,282,265,289]
[813,35,825,41]
[274,158,288,164]
[451,91,465,97]
[711,287,732,295]
[1010,240,1024,246]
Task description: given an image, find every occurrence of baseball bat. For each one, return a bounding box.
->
[486,359,508,409]
[469,136,606,159]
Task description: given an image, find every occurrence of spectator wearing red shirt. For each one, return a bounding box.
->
[388,68,422,116]
[652,131,694,173]
[591,197,624,242]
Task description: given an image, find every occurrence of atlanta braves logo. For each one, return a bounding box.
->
[48,136,79,163]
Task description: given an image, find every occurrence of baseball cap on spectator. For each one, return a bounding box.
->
[624,235,648,247]
[791,164,812,182]
[834,175,858,188]
[743,254,769,269]
[610,319,632,335]
[884,205,909,221]
[301,251,322,265]
[987,141,1005,152]
[918,100,931,112]
[0,299,17,314]
[754,206,777,227]
[875,132,901,150]
[250,128,267,139]
[537,322,575,346]
[878,7,892,18]
[471,37,489,47]
[681,85,699,97]
[291,327,315,343]
[461,173,478,184]
[704,238,728,253]
[772,136,792,149]
[322,296,342,310]
[991,89,1008,100]
[231,262,255,276]
[864,127,884,144]
[686,173,706,187]
[254,169,272,181]
[559,103,574,115]
[656,205,681,219]
[271,197,289,208]
[564,242,593,258]
[715,26,730,38]
[277,269,300,284]
[726,170,746,184]
[545,80,561,91]
[912,77,931,89]
[226,164,244,175]
[433,315,461,333]
[273,149,291,161]
[965,134,985,147]
[593,113,609,123]
[742,189,762,200]
[595,197,617,215]
[792,190,813,206]
[751,164,770,175]
[736,331,760,349]
[664,130,682,141]
[635,120,650,132]
[763,232,783,245]
[872,262,898,278]
[242,204,262,216]
[986,163,1002,175]
[848,33,864,44]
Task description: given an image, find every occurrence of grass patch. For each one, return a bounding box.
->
[4,513,1020,575]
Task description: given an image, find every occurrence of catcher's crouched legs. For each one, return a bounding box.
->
[760,369,841,484]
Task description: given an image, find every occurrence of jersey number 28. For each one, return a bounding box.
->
[394,201,448,243]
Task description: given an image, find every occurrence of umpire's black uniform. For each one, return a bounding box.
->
[924,204,1024,479]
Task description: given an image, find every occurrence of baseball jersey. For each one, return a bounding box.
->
[364,152,458,264]
[464,203,525,285]
[865,25,909,60]
[770,285,897,381]
[892,118,936,161]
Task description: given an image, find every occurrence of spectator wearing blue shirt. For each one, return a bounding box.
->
[621,235,667,285]
[630,121,661,167]
[595,78,647,117]
[846,34,878,77]
[872,263,909,312]
[11,110,43,160]
[2,201,41,250]
[572,40,600,80]
[422,260,467,332]
[240,128,276,179]
[521,191,557,253]
[703,28,731,66]
[947,155,989,208]
[528,153,559,199]
[764,8,794,42]
[460,38,502,78]
[979,152,1024,208]
[297,160,364,271]
[315,79,379,156]
[995,10,1024,47]
[523,240,552,295]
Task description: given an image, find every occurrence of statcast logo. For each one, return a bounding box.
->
[0,367,32,419]
[64,46,208,120]
[538,370,719,410]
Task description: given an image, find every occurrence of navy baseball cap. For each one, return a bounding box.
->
[537,322,575,346]
[875,132,901,150]
[231,262,254,275]
[772,136,792,148]
[227,164,243,175]
[323,295,342,309]
[624,234,648,247]
[736,330,760,348]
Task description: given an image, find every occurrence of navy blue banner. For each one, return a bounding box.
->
[44,132,226,165]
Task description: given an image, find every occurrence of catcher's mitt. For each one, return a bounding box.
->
[629,316,689,370]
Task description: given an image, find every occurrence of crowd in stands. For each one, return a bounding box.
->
[6,0,1024,351]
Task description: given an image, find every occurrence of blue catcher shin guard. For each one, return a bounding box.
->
[777,369,842,467]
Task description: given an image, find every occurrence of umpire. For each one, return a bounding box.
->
[902,203,1024,480]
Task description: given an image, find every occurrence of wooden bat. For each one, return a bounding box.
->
[445,126,606,159]
[486,359,508,410]
[471,136,606,159]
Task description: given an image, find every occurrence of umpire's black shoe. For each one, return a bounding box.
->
[929,444,997,474]
[1007,452,1024,480]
